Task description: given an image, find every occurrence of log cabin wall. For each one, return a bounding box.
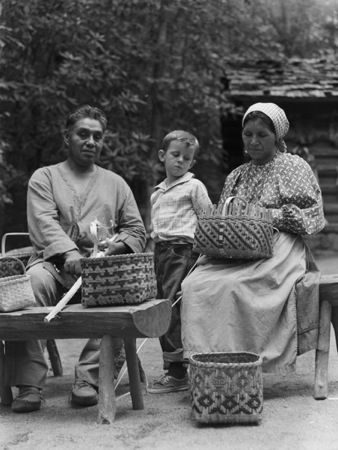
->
[221,57,338,252]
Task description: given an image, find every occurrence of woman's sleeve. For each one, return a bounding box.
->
[218,169,241,206]
[270,156,325,235]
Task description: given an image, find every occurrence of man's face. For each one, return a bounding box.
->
[65,118,104,168]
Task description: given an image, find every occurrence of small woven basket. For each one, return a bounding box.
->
[80,252,157,307]
[193,196,274,260]
[189,352,263,424]
[0,257,37,312]
[4,246,33,267]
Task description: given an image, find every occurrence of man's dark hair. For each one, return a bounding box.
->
[66,105,107,132]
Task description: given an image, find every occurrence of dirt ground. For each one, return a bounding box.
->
[1,252,338,450]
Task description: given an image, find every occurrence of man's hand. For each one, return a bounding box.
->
[101,239,128,256]
[63,250,83,275]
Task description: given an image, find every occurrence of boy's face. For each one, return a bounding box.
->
[159,140,196,183]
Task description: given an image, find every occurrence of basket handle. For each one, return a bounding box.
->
[1,232,30,256]
[221,196,248,216]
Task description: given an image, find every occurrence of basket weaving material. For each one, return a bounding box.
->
[193,196,274,260]
[81,252,157,307]
[189,352,263,424]
[4,246,33,267]
[0,257,37,312]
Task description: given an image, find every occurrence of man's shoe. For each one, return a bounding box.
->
[12,386,42,413]
[71,380,98,406]
[147,374,189,394]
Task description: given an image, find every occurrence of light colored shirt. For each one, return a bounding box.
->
[27,161,146,266]
[150,172,212,243]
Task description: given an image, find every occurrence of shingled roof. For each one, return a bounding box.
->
[222,55,338,100]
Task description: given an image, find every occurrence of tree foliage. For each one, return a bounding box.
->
[1,0,338,234]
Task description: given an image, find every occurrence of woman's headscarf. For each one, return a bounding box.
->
[242,102,289,153]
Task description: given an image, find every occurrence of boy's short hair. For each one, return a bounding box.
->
[66,105,108,132]
[162,130,199,158]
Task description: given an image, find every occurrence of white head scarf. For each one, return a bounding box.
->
[242,102,289,153]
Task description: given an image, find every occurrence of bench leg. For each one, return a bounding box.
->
[0,341,13,406]
[314,300,332,400]
[97,335,116,424]
[46,339,63,377]
[124,337,144,410]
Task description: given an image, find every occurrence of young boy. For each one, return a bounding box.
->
[148,130,212,394]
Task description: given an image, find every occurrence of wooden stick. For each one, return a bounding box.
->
[44,276,82,322]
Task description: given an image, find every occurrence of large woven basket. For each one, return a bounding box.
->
[193,196,274,260]
[81,252,157,307]
[0,257,37,312]
[189,352,263,424]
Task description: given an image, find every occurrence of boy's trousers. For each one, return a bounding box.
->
[154,242,198,369]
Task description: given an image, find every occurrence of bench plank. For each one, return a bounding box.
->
[0,300,171,340]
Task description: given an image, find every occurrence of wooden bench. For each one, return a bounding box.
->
[314,274,338,399]
[0,299,171,424]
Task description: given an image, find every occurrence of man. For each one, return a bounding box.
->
[6,105,146,413]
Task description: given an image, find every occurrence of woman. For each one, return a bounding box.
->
[181,102,325,374]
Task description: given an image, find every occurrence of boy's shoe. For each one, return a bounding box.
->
[147,374,189,394]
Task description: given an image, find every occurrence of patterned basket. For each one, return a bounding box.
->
[189,352,263,424]
[0,257,37,312]
[80,252,157,307]
[193,196,274,260]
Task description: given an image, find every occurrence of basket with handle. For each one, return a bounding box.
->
[189,352,263,424]
[0,256,37,312]
[80,252,157,307]
[1,232,34,267]
[193,196,274,260]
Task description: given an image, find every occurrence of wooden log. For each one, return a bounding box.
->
[314,300,332,400]
[0,300,171,341]
[124,337,144,410]
[97,335,115,424]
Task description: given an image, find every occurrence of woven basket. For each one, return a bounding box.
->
[80,252,157,307]
[189,352,263,424]
[193,196,274,260]
[4,246,33,267]
[0,257,37,312]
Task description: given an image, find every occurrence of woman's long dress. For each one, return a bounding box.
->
[181,152,325,374]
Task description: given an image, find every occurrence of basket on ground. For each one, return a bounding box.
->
[0,257,37,312]
[189,352,263,424]
[193,196,274,260]
[81,252,157,307]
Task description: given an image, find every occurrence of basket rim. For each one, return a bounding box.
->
[81,252,154,262]
[189,351,263,367]
[199,215,273,225]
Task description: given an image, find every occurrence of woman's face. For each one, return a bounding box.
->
[242,118,276,165]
